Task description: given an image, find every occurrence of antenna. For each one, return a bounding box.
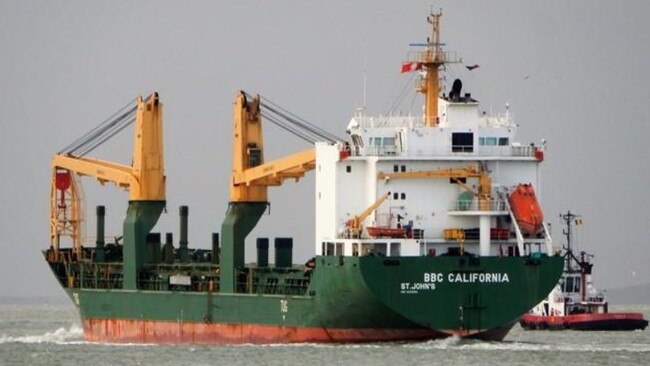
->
[363,69,367,110]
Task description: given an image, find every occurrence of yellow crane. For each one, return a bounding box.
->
[49,93,165,290]
[229,91,316,202]
[221,91,318,292]
[346,192,391,238]
[378,165,492,210]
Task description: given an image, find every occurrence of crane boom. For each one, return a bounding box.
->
[378,165,492,210]
[51,93,165,201]
[233,149,316,187]
[50,93,166,264]
[346,192,391,237]
[51,155,134,189]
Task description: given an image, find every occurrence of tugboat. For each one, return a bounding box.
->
[520,211,648,331]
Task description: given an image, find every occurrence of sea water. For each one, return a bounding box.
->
[1,303,648,366]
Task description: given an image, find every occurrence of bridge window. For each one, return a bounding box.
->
[479,137,509,146]
[370,137,396,146]
[452,132,474,153]
[564,276,581,293]
[369,136,397,155]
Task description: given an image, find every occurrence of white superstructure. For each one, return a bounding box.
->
[315,91,551,258]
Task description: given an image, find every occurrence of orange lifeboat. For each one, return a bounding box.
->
[509,183,544,235]
[367,226,408,238]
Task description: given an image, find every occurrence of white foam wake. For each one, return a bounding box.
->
[405,338,650,353]
[0,324,84,344]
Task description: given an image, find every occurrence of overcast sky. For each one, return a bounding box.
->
[1,1,649,299]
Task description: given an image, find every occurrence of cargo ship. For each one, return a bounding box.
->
[520,212,648,331]
[44,11,563,344]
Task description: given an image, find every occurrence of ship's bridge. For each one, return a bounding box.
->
[346,99,541,160]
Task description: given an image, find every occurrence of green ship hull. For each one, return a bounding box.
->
[47,252,563,343]
[43,9,565,344]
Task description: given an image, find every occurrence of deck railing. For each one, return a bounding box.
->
[450,199,508,212]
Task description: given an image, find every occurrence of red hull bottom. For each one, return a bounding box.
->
[83,318,513,344]
[83,318,449,344]
[520,313,648,331]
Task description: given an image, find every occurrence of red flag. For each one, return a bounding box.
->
[401,61,422,73]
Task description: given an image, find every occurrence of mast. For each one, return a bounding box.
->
[561,211,590,301]
[408,11,460,127]
[561,211,575,271]
[423,12,444,126]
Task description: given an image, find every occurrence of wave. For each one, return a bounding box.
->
[405,338,650,353]
[1,326,647,353]
[0,325,83,344]
[235,336,464,349]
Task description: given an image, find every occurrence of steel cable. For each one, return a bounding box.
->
[60,99,137,155]
[243,92,343,144]
[69,107,137,156]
